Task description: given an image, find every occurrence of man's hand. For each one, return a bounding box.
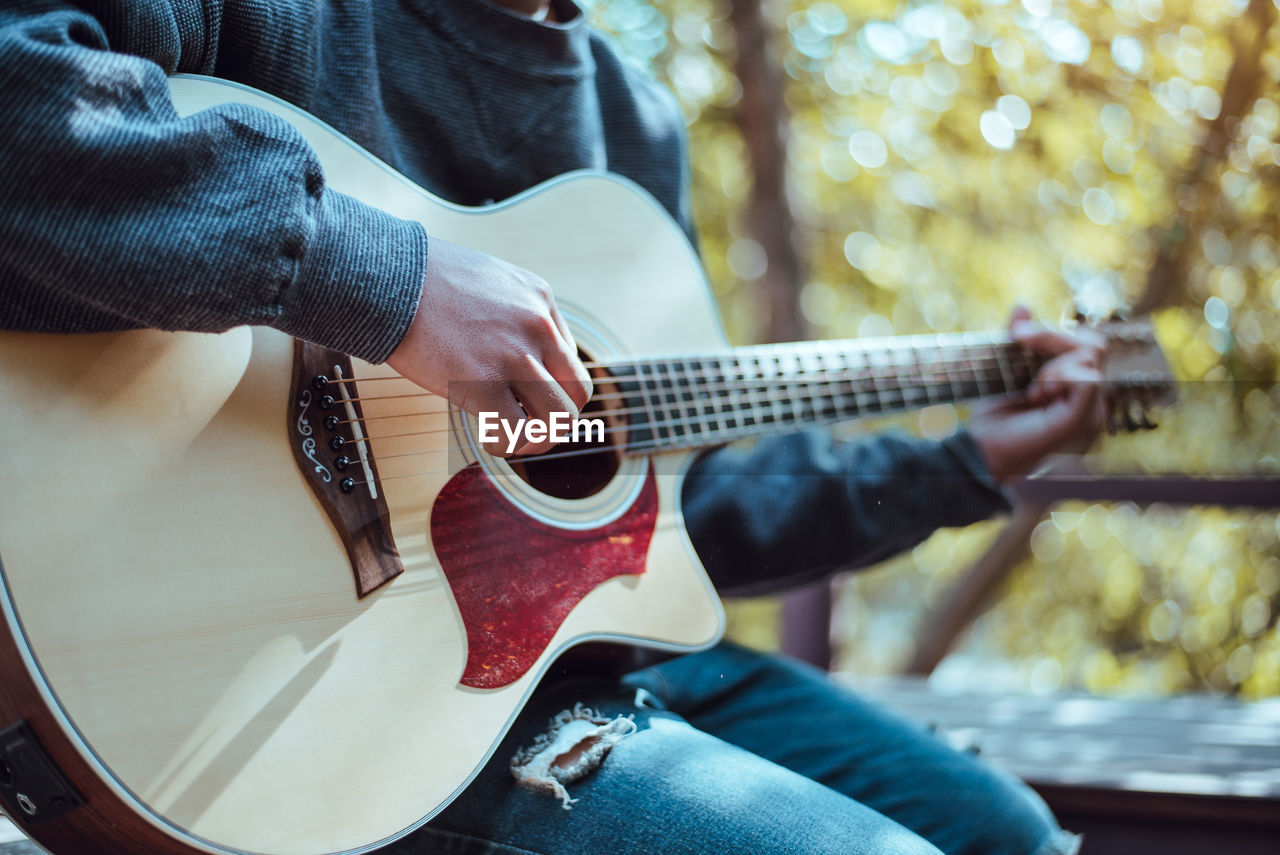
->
[968,307,1108,482]
[387,239,592,457]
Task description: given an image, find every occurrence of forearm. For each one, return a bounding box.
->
[680,428,1013,595]
[0,6,425,362]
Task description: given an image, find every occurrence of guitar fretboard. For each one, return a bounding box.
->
[605,332,1042,453]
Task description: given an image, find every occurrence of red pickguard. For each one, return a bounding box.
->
[430,465,657,689]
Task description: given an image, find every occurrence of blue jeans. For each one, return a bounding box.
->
[384,643,1078,855]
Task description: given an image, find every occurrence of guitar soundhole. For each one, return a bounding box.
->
[507,364,623,501]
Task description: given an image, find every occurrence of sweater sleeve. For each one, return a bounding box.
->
[0,7,426,363]
[680,427,1014,595]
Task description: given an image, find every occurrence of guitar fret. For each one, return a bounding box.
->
[813,350,837,421]
[739,356,754,432]
[717,356,738,433]
[763,353,783,426]
[870,346,895,414]
[692,358,717,435]
[1016,345,1038,389]
[836,348,860,420]
[942,342,965,403]
[848,348,875,415]
[676,358,701,437]
[915,340,938,407]
[806,348,824,422]
[968,335,991,398]
[659,360,686,444]
[777,350,804,426]
[632,361,667,447]
[692,358,718,435]
[750,353,776,426]
[798,346,827,422]
[995,346,1016,393]
[891,344,909,411]
[815,347,838,420]
[606,328,1071,455]
[896,342,925,411]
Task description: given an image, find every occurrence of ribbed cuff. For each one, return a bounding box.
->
[275,190,427,363]
[939,428,1016,521]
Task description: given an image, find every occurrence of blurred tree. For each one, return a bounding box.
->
[730,0,811,342]
[584,0,1280,697]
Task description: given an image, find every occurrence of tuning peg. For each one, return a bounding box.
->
[1123,400,1158,431]
[1107,404,1124,435]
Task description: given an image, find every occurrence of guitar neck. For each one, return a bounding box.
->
[607,331,1044,453]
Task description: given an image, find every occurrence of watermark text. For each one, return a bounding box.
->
[477,412,605,455]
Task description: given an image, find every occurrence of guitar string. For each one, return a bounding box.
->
[318,355,1042,483]
[319,338,1024,397]
[341,364,1082,486]
[345,359,1143,487]
[321,353,1038,461]
[316,321,1142,390]
[341,392,1001,488]
[333,366,1034,437]
[323,348,1038,430]
[333,346,1031,411]
[314,330,1020,386]
[324,349,1040,438]
[372,365,1021,452]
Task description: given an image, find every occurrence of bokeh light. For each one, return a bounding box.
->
[584,0,1280,698]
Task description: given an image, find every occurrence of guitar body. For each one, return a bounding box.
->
[0,77,724,855]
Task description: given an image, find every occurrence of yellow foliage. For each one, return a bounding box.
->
[587,0,1280,696]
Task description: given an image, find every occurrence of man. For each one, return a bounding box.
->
[0,1,1099,853]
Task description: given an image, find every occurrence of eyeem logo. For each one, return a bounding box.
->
[477,412,605,455]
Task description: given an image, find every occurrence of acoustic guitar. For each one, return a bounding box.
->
[0,75,1174,855]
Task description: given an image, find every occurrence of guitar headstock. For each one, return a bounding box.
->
[1089,315,1177,434]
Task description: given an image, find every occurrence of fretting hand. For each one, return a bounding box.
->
[967,306,1108,482]
[387,239,592,457]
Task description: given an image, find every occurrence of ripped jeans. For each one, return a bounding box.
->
[381,642,1079,855]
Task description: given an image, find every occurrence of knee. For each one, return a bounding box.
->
[939,767,1074,855]
[769,824,944,855]
[889,833,948,855]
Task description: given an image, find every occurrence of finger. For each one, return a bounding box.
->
[1056,376,1107,446]
[542,328,594,411]
[1024,376,1058,404]
[529,278,593,409]
[1021,327,1108,409]
[1025,346,1100,403]
[547,295,577,355]
[1008,305,1033,328]
[1011,319,1082,357]
[1035,364,1105,441]
[510,361,578,456]
[476,390,532,458]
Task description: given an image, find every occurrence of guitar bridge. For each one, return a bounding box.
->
[288,341,404,597]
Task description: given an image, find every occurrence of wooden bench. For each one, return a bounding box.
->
[844,676,1280,854]
[0,817,37,855]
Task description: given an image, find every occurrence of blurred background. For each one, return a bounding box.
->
[581,0,1280,698]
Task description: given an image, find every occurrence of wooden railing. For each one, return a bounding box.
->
[780,462,1280,671]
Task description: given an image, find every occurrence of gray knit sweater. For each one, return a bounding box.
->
[0,0,691,362]
[0,0,1010,590]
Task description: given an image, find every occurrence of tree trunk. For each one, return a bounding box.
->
[729,0,809,344]
[1133,0,1276,314]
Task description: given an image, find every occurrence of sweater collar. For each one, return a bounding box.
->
[415,0,594,77]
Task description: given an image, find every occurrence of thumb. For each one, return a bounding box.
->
[1008,304,1033,328]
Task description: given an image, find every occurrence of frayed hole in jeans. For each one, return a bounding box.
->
[510,703,637,809]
